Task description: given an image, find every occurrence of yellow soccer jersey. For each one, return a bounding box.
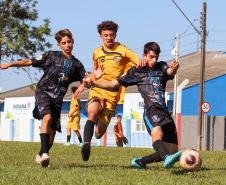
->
[67,97,81,130]
[89,42,139,106]
[68,97,80,122]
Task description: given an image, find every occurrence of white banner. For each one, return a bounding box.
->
[0,97,36,141]
[4,97,35,120]
[123,93,146,133]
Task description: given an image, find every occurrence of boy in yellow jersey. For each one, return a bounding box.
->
[65,86,82,146]
[81,21,140,161]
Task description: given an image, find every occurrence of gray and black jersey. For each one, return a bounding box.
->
[31,50,86,100]
[118,61,173,111]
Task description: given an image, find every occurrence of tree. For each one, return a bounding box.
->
[0,0,52,84]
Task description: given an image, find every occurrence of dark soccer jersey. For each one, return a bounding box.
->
[31,51,86,99]
[118,61,173,110]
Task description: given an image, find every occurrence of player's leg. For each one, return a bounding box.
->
[94,103,114,139]
[65,128,71,145]
[131,107,181,169]
[81,98,102,161]
[131,110,162,169]
[74,130,82,143]
[149,108,182,168]
[72,118,82,144]
[161,121,182,168]
[37,113,52,167]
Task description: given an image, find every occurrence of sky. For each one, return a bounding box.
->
[1,0,226,92]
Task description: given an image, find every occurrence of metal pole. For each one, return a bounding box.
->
[173,33,179,116]
[197,1,206,151]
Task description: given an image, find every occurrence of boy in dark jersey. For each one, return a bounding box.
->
[85,42,182,169]
[0,29,86,167]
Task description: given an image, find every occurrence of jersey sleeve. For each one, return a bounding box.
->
[31,51,51,69]
[92,52,98,70]
[77,62,86,83]
[125,47,139,67]
[117,67,138,87]
[159,61,174,80]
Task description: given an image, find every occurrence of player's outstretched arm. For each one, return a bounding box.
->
[0,59,32,70]
[92,79,120,91]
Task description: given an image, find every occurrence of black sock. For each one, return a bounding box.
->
[78,136,82,143]
[152,140,169,160]
[39,142,53,155]
[139,152,163,165]
[40,133,50,154]
[67,135,71,143]
[83,120,96,143]
[48,143,53,153]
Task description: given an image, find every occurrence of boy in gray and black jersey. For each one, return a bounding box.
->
[0,29,86,167]
[85,42,182,169]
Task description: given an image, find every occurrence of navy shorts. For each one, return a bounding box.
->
[33,90,63,132]
[143,105,178,144]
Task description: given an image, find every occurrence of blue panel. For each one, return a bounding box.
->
[0,102,4,112]
[169,74,226,116]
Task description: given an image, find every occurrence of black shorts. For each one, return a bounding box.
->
[33,90,63,132]
[143,105,178,144]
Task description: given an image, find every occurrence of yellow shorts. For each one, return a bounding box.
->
[87,94,116,127]
[66,116,80,131]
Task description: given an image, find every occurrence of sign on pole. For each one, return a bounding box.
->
[201,102,210,113]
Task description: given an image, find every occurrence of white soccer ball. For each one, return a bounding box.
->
[179,149,202,171]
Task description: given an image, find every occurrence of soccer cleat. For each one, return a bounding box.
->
[164,150,183,169]
[39,153,50,168]
[81,142,91,161]
[131,157,146,169]
[35,154,42,164]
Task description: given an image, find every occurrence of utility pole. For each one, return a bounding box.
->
[197,1,207,151]
[173,33,180,116]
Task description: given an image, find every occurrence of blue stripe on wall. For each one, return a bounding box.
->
[169,74,226,116]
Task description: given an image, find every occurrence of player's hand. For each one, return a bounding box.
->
[0,64,10,70]
[136,57,147,68]
[83,73,92,84]
[93,64,104,80]
[73,84,85,98]
[169,60,179,69]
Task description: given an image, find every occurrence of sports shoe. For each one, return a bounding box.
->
[81,142,91,161]
[131,157,146,169]
[39,153,50,168]
[64,142,70,146]
[164,150,183,168]
[77,142,83,147]
[35,154,42,164]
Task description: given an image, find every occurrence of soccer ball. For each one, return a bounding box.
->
[179,149,202,171]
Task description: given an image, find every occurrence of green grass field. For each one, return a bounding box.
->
[0,141,225,185]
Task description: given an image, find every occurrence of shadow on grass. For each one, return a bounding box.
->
[51,162,169,171]
[171,167,210,175]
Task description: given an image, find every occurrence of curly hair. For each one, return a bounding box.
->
[97,21,119,34]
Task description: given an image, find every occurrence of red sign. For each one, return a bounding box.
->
[201,102,210,113]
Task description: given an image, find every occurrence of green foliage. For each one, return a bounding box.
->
[0,141,225,185]
[0,0,51,62]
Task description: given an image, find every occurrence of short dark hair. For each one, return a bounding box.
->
[143,42,161,55]
[55,29,73,43]
[97,21,119,34]
[71,86,78,93]
[117,115,122,119]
